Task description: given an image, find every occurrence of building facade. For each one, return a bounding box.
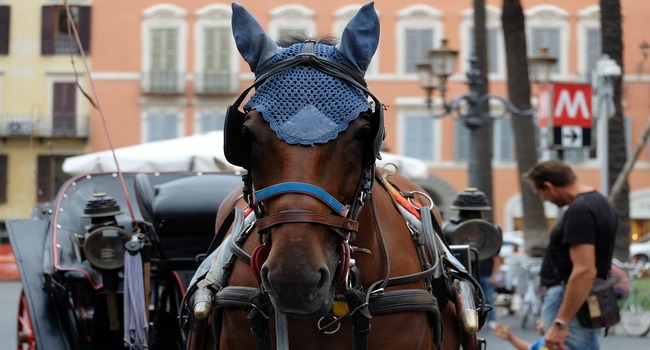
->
[0,0,92,221]
[1,0,650,242]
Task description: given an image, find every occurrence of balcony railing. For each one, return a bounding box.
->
[196,72,234,94]
[0,115,89,139]
[142,71,184,94]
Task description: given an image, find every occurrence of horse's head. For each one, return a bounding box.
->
[225,2,382,315]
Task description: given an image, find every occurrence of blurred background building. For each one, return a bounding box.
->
[0,0,649,243]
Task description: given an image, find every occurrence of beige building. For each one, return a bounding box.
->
[1,1,650,242]
[0,0,92,221]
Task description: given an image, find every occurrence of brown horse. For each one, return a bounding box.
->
[183,3,485,349]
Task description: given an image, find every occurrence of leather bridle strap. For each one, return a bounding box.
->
[257,211,359,237]
[253,182,350,216]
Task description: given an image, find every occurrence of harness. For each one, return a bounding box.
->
[182,171,483,350]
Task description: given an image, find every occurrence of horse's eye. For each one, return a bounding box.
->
[355,126,372,142]
[241,125,254,141]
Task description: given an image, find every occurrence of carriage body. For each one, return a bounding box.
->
[7,171,242,350]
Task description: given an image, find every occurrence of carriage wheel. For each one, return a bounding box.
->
[17,290,37,350]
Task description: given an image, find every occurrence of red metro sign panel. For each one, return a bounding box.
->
[537,83,593,128]
[537,83,593,149]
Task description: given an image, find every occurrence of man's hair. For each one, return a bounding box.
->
[523,160,577,190]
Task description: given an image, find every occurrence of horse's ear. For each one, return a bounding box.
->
[335,2,380,73]
[231,2,280,73]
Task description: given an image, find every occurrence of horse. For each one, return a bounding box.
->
[182,3,486,349]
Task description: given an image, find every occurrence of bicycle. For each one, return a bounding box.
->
[614,259,650,337]
[517,258,543,329]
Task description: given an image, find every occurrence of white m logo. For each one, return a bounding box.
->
[554,90,591,120]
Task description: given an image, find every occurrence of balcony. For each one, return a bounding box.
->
[0,115,89,139]
[142,71,184,94]
[195,72,236,95]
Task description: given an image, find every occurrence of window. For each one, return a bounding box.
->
[199,111,225,132]
[578,6,602,82]
[0,155,6,203]
[454,120,470,161]
[493,118,514,162]
[41,5,91,55]
[526,5,569,78]
[530,28,561,74]
[0,6,10,55]
[403,114,435,160]
[195,5,236,94]
[146,112,179,142]
[52,82,77,136]
[142,5,187,93]
[396,5,443,75]
[455,118,513,162]
[37,155,71,203]
[461,5,504,78]
[269,5,315,41]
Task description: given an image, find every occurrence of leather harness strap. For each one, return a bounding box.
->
[256,211,359,234]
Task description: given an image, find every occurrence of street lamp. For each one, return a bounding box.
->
[593,55,622,195]
[527,45,558,86]
[417,39,527,188]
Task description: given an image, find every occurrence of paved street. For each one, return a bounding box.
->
[0,281,20,349]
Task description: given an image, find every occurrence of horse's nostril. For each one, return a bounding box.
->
[316,268,329,289]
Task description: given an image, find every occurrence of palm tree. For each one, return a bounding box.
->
[600,0,630,261]
[501,0,549,254]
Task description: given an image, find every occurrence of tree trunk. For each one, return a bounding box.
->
[471,0,495,221]
[501,0,549,255]
[600,0,629,261]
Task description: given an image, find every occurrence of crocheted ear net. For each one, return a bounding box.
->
[243,43,371,145]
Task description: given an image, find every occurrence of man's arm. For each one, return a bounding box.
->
[544,243,596,349]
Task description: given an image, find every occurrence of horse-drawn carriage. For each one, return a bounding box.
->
[9,2,503,349]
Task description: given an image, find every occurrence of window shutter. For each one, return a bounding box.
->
[201,112,225,132]
[404,115,434,160]
[147,112,178,142]
[405,29,433,73]
[41,5,55,55]
[0,6,10,55]
[455,120,470,161]
[78,6,91,53]
[37,155,53,203]
[585,28,601,80]
[0,155,6,203]
[487,28,499,74]
[493,118,514,162]
[532,28,561,73]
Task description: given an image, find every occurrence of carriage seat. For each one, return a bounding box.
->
[134,173,241,260]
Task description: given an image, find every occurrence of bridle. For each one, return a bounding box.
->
[224,40,385,288]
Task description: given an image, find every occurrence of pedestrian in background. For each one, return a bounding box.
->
[480,254,503,329]
[524,160,617,350]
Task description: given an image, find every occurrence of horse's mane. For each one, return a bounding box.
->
[275,34,339,48]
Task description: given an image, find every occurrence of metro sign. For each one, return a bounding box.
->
[537,83,593,149]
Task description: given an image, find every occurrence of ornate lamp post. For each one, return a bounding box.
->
[417,39,524,189]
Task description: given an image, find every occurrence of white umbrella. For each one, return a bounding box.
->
[62,131,240,175]
[63,131,429,179]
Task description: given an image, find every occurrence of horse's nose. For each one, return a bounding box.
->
[260,260,331,314]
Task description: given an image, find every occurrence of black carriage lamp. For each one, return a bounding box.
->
[81,193,133,270]
[527,45,558,86]
[443,188,502,261]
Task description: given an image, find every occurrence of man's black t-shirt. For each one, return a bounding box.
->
[540,191,617,288]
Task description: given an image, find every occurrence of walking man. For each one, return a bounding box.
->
[524,160,617,350]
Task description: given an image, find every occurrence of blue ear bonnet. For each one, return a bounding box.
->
[243,42,371,145]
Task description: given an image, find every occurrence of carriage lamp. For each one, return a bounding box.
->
[443,188,502,261]
[81,193,133,270]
